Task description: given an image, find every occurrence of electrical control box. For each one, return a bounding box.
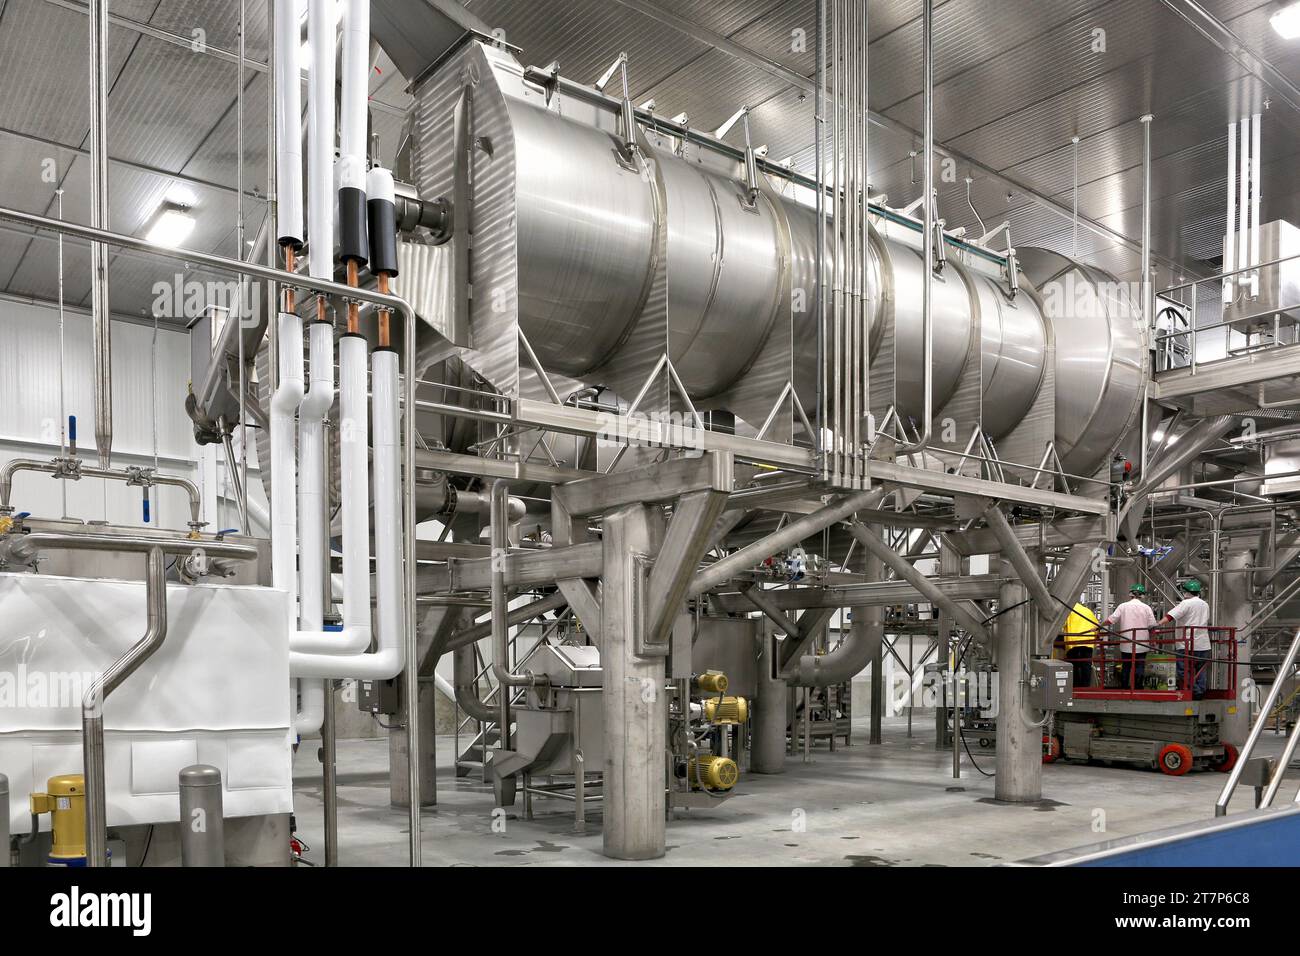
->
[357,678,401,717]
[1029,659,1073,710]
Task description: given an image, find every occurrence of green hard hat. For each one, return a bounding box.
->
[1129,583,1147,595]
[1179,579,1203,594]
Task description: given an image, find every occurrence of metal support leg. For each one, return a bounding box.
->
[322,680,338,867]
[601,503,666,860]
[995,574,1042,802]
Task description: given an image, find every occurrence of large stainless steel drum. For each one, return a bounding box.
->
[509,99,656,376]
[1018,248,1147,475]
[414,46,1147,477]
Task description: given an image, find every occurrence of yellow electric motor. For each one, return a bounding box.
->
[702,695,749,725]
[30,774,87,865]
[689,755,739,791]
[694,671,729,694]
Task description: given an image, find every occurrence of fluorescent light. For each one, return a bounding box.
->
[1152,429,1166,443]
[145,205,196,248]
[1272,1,1300,39]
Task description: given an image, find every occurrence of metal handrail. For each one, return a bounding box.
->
[1160,249,1300,296]
[1215,627,1300,816]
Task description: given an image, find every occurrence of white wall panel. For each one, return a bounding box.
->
[0,298,266,532]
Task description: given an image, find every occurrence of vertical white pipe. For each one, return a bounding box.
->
[308,0,336,279]
[339,0,370,193]
[339,334,371,635]
[290,332,372,656]
[1250,111,1262,296]
[270,311,304,627]
[371,348,404,665]
[1225,120,1236,302]
[1238,116,1250,281]
[288,345,403,680]
[298,320,334,635]
[273,0,303,245]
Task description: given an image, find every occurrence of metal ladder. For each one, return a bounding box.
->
[1215,627,1300,815]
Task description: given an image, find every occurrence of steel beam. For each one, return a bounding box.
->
[742,584,803,637]
[690,487,886,596]
[713,577,1008,615]
[848,521,990,642]
[417,542,602,592]
[982,503,1057,619]
[646,488,730,646]
[553,452,732,518]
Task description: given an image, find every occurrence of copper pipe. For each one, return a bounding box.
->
[346,258,359,334]
[377,272,391,347]
[282,245,297,312]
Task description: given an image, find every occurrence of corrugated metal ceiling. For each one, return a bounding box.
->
[0,0,1297,321]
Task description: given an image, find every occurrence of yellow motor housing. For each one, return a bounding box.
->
[689,755,739,791]
[695,671,729,694]
[702,695,748,725]
[30,773,87,863]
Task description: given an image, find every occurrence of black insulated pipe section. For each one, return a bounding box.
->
[338,186,368,264]
[368,195,399,277]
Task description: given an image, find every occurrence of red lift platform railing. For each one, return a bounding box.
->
[1059,626,1238,703]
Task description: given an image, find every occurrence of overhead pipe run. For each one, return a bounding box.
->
[87,0,112,469]
[898,0,934,455]
[0,458,205,530]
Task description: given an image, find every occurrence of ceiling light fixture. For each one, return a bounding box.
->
[1272,1,1300,39]
[144,201,196,248]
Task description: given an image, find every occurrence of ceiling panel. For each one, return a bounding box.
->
[0,0,152,145]
[465,0,714,97]
[148,0,270,65]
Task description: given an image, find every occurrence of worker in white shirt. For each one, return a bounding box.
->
[1101,583,1157,690]
[1159,579,1211,699]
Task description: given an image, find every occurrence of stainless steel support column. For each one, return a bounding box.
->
[322,681,338,866]
[994,573,1042,802]
[751,623,787,774]
[88,0,112,468]
[178,764,225,867]
[869,619,884,745]
[1220,549,1253,744]
[601,503,666,860]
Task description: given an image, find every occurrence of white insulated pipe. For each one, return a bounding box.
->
[298,320,333,634]
[1238,116,1250,283]
[270,311,305,630]
[268,312,325,735]
[307,0,336,279]
[273,0,303,246]
[289,347,404,679]
[292,334,371,655]
[1250,111,1261,295]
[338,0,370,194]
[1225,119,1236,302]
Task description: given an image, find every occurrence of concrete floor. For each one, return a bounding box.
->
[290,717,1292,867]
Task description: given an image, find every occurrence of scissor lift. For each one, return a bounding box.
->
[1050,626,1241,776]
